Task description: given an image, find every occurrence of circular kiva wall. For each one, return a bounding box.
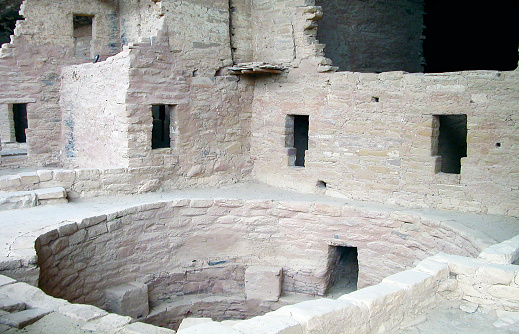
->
[35,198,481,328]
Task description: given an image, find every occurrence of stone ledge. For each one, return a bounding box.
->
[0,187,67,211]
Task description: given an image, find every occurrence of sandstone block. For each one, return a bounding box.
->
[0,175,21,189]
[52,170,76,183]
[36,170,53,182]
[268,298,368,334]
[105,282,149,318]
[178,318,214,331]
[35,187,66,200]
[232,315,303,334]
[339,283,406,332]
[381,270,435,290]
[58,222,78,237]
[18,172,39,186]
[0,191,37,210]
[0,276,16,287]
[79,215,107,229]
[36,229,59,246]
[475,265,516,285]
[0,307,51,328]
[479,241,519,265]
[0,298,26,312]
[245,266,282,302]
[177,322,240,333]
[81,313,132,332]
[488,285,519,301]
[431,253,485,276]
[414,258,449,279]
[120,322,177,333]
[190,199,214,208]
[58,303,107,322]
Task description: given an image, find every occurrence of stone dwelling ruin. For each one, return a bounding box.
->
[0,0,518,332]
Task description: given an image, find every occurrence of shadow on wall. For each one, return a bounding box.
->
[0,0,23,46]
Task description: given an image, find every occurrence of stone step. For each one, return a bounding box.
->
[0,307,52,329]
[0,187,67,211]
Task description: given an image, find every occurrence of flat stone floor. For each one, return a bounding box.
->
[395,300,519,334]
[1,181,518,262]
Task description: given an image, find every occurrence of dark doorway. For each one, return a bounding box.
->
[433,114,467,174]
[325,246,358,297]
[286,115,309,167]
[423,0,519,72]
[73,15,93,59]
[13,103,27,143]
[152,105,171,149]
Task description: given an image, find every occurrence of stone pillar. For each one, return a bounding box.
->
[245,266,283,302]
[105,282,149,319]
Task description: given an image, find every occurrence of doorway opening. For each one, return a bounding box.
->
[325,246,358,297]
[12,103,27,143]
[73,15,93,59]
[286,115,309,167]
[152,104,173,149]
[432,114,467,174]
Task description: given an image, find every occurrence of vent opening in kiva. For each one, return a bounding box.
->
[325,246,358,297]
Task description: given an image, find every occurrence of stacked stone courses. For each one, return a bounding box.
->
[0,0,519,332]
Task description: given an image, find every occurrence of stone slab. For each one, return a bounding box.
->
[58,303,107,322]
[0,307,52,328]
[119,322,177,333]
[0,298,26,312]
[35,187,67,200]
[245,266,282,302]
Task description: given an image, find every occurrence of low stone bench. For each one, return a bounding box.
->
[0,187,67,211]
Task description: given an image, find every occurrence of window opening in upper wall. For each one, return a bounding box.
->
[152,104,174,149]
[13,103,27,143]
[432,114,467,174]
[73,15,93,59]
[286,115,309,167]
[325,246,358,297]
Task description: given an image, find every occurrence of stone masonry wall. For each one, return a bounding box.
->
[0,0,121,166]
[56,0,253,187]
[249,2,519,216]
[0,167,176,198]
[36,198,481,310]
[123,33,254,185]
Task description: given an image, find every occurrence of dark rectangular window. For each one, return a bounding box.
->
[152,105,171,149]
[13,103,27,143]
[73,15,93,59]
[433,114,467,174]
[286,115,309,167]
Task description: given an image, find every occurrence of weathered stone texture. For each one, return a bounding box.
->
[35,197,481,315]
